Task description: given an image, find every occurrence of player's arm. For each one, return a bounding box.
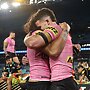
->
[3,40,8,54]
[24,26,60,49]
[43,22,70,57]
[24,32,51,49]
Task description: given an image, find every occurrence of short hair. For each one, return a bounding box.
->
[32,8,56,22]
[24,8,56,33]
[10,31,15,34]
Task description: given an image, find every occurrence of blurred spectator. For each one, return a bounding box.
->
[19,55,30,90]
[75,65,89,84]
[82,61,89,69]
[21,55,30,75]
[22,55,29,65]
[1,56,22,90]
[4,56,21,75]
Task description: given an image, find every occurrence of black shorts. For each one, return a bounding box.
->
[50,77,79,90]
[26,81,50,90]
[6,52,16,58]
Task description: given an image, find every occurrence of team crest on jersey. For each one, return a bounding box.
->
[67,56,73,63]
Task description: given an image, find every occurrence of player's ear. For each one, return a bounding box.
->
[35,20,40,26]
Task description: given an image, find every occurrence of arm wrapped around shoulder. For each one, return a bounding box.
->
[33,30,49,45]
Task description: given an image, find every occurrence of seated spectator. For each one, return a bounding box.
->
[19,55,30,82]
[21,55,29,75]
[19,55,30,90]
[1,56,22,90]
[75,65,89,84]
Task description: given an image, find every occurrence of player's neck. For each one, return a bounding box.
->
[9,36,13,39]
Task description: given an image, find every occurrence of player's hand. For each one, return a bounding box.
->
[59,22,71,32]
[24,32,31,43]
[73,44,81,51]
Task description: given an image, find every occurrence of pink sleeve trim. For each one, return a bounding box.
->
[44,29,55,40]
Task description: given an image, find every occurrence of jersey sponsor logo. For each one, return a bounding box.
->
[46,27,58,34]
[67,56,73,63]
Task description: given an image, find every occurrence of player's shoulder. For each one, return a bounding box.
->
[4,37,10,42]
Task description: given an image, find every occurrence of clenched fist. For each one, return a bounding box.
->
[59,22,71,32]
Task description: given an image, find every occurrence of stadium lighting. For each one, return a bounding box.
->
[0,2,9,9]
[12,2,21,7]
[0,50,27,54]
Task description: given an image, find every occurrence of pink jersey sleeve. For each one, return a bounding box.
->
[4,38,10,43]
[44,23,62,41]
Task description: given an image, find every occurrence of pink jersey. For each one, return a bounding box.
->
[27,22,62,81]
[27,48,50,81]
[50,35,73,81]
[4,37,15,53]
